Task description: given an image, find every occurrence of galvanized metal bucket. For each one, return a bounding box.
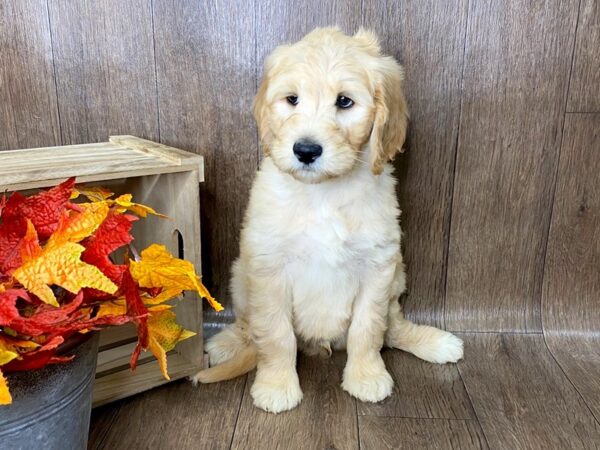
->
[0,332,99,450]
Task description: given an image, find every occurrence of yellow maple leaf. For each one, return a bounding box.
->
[47,201,109,247]
[96,299,127,318]
[146,309,196,380]
[71,185,114,202]
[129,244,223,311]
[0,335,39,365]
[113,194,166,218]
[13,227,117,307]
[144,287,183,305]
[0,369,11,405]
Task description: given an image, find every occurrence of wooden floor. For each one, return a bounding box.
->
[89,333,600,450]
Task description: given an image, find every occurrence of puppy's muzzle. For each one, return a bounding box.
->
[293,139,323,165]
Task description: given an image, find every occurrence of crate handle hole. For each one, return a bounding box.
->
[173,229,184,260]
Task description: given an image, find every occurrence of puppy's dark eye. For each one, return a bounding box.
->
[336,95,354,109]
[286,95,299,106]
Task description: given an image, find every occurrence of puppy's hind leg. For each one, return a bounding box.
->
[385,300,463,364]
[385,256,463,364]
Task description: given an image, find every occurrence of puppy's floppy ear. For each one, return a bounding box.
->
[368,57,409,175]
[253,74,271,155]
[253,45,290,155]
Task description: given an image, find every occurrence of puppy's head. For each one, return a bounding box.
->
[254,27,408,183]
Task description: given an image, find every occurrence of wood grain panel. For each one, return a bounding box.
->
[363,0,468,327]
[567,0,600,112]
[545,336,600,424]
[0,0,60,150]
[359,416,488,450]
[231,353,358,450]
[446,0,579,332]
[358,349,475,420]
[153,0,257,323]
[542,113,600,420]
[458,333,600,449]
[256,0,360,68]
[88,377,247,450]
[47,0,159,144]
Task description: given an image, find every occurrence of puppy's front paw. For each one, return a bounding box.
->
[251,371,303,413]
[342,362,393,403]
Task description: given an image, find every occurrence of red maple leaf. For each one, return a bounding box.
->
[121,268,149,370]
[81,212,137,287]
[1,177,76,241]
[0,178,76,276]
[3,352,74,373]
[0,217,27,276]
[0,290,83,336]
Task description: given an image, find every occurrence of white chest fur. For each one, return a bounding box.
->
[241,158,401,342]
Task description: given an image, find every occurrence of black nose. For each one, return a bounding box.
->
[293,139,323,164]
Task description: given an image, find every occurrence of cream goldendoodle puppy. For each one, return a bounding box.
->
[193,27,463,413]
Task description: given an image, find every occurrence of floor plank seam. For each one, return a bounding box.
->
[447,330,543,335]
[91,404,123,450]
[537,0,583,342]
[44,0,64,146]
[565,110,600,114]
[228,374,249,450]
[355,396,361,450]
[456,363,492,450]
[358,414,481,421]
[541,334,600,426]
[149,0,162,143]
[441,0,471,331]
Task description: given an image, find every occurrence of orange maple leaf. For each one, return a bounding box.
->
[47,201,109,247]
[13,223,117,307]
[129,244,223,311]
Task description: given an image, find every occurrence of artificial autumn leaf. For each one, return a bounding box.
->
[2,177,75,240]
[121,268,149,370]
[47,201,109,247]
[0,195,6,216]
[81,212,137,286]
[3,352,73,373]
[130,244,223,311]
[145,308,196,379]
[1,291,82,336]
[143,287,183,305]
[0,335,39,366]
[0,215,27,275]
[0,340,19,366]
[71,185,114,202]
[0,369,11,405]
[0,289,31,329]
[113,194,166,218]
[96,299,126,318]
[13,225,117,306]
[20,220,42,262]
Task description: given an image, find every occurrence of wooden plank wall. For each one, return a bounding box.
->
[1,0,598,336]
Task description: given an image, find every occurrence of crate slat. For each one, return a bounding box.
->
[0,135,204,191]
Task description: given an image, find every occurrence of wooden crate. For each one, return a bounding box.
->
[0,135,206,406]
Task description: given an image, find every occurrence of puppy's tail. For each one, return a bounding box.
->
[192,345,257,383]
[385,301,464,364]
